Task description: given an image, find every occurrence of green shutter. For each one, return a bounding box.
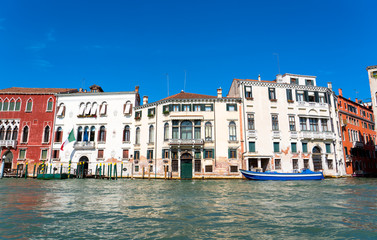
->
[295,90,299,101]
[249,142,255,152]
[274,142,280,153]
[302,143,308,153]
[291,143,297,153]
[228,149,231,159]
[326,144,331,153]
[268,88,271,99]
[304,91,309,102]
[0,102,2,111]
[15,101,21,111]
[314,92,319,102]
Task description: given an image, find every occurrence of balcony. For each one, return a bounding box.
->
[0,140,17,148]
[247,130,257,138]
[169,139,204,146]
[290,131,298,139]
[272,131,280,139]
[353,141,364,148]
[300,131,335,140]
[297,101,328,108]
[73,141,95,150]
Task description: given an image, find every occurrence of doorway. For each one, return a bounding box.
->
[2,151,13,173]
[79,156,89,178]
[180,153,192,179]
[312,146,322,171]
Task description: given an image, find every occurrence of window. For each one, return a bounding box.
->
[123,150,129,159]
[47,98,53,111]
[52,150,59,159]
[147,150,153,160]
[205,104,213,112]
[291,143,297,153]
[271,115,279,131]
[134,165,139,172]
[230,166,238,173]
[135,127,140,144]
[162,149,169,159]
[286,89,293,101]
[305,79,314,86]
[226,104,237,111]
[309,118,319,132]
[245,86,252,98]
[98,126,106,142]
[5,127,11,140]
[302,142,308,153]
[19,149,26,159]
[123,125,130,142]
[193,105,201,112]
[90,126,95,142]
[3,100,8,111]
[148,108,155,117]
[319,93,325,103]
[171,151,178,159]
[164,123,169,141]
[321,119,328,132]
[172,121,179,140]
[290,78,298,84]
[249,142,255,152]
[269,88,276,100]
[55,127,63,143]
[134,150,140,160]
[149,165,153,172]
[229,149,237,159]
[273,142,280,153]
[172,105,180,112]
[229,121,237,141]
[0,101,2,111]
[300,118,307,131]
[204,149,214,159]
[98,150,104,159]
[26,99,33,112]
[326,143,331,153]
[15,99,21,111]
[293,159,298,170]
[296,91,304,102]
[172,160,178,172]
[194,151,201,159]
[205,165,213,172]
[43,126,50,143]
[57,104,65,117]
[135,111,142,119]
[100,102,107,115]
[304,159,309,169]
[41,149,48,160]
[195,160,201,172]
[9,100,15,111]
[182,104,191,111]
[149,125,154,143]
[85,103,91,115]
[83,126,89,141]
[181,121,192,140]
[205,122,212,141]
[275,159,281,170]
[77,127,83,142]
[289,116,296,131]
[327,159,333,169]
[124,101,132,115]
[0,127,4,140]
[194,121,201,140]
[247,114,255,130]
[12,127,18,141]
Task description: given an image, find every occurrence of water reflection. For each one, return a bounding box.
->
[0,178,376,239]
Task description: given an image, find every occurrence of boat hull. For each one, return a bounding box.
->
[37,173,69,180]
[240,169,324,181]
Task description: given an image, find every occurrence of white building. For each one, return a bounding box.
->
[367,65,377,127]
[228,73,346,176]
[133,89,243,179]
[51,85,140,177]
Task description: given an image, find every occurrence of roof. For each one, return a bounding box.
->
[160,91,217,101]
[234,78,277,83]
[0,87,78,94]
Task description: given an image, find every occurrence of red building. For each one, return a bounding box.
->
[338,89,377,176]
[0,87,76,176]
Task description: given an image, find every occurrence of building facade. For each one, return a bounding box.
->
[133,89,243,179]
[0,87,76,176]
[51,85,140,177]
[337,89,376,176]
[228,73,346,176]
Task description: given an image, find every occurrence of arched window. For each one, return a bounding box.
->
[135,127,140,144]
[12,127,18,140]
[123,101,132,115]
[90,126,96,141]
[0,126,4,140]
[57,103,65,117]
[3,99,9,111]
[26,99,33,112]
[100,102,107,115]
[46,98,53,111]
[5,127,12,140]
[91,102,98,116]
[44,126,50,143]
[164,123,169,141]
[84,126,89,141]
[77,127,83,142]
[312,146,321,154]
[79,103,85,116]
[123,125,130,142]
[180,121,192,140]
[15,99,21,111]
[98,126,106,142]
[55,127,62,142]
[229,121,237,141]
[0,100,2,111]
[9,99,15,111]
[85,103,92,115]
[22,126,29,143]
[149,125,154,143]
[205,122,212,141]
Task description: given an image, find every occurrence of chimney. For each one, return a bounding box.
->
[79,88,83,92]
[258,74,261,81]
[276,74,283,83]
[355,98,358,104]
[135,86,139,93]
[338,88,343,96]
[143,96,148,105]
[217,87,222,98]
[327,82,332,90]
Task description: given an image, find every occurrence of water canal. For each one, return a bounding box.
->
[0,178,376,239]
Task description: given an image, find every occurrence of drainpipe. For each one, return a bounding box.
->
[49,95,58,174]
[213,100,217,167]
[154,104,158,179]
[241,82,247,170]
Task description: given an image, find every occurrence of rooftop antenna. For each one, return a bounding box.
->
[81,78,85,90]
[166,73,169,96]
[184,70,187,92]
[273,53,281,74]
[354,89,359,99]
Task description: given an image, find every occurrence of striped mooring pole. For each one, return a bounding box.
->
[68,158,72,179]
[114,163,117,180]
[99,163,102,179]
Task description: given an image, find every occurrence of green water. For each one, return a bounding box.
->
[0,178,376,239]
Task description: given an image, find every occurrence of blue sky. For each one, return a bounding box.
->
[0,0,376,103]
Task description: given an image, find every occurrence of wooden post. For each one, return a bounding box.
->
[99,163,102,179]
[95,164,98,179]
[33,164,36,178]
[120,163,123,178]
[25,163,28,179]
[164,165,167,180]
[148,165,151,180]
[114,163,117,180]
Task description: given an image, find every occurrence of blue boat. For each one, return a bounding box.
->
[239,169,324,181]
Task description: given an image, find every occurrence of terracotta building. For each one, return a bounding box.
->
[337,88,377,176]
[0,87,76,176]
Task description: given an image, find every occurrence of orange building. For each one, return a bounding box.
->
[338,89,377,176]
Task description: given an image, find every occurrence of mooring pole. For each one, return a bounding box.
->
[16,163,19,178]
[121,163,123,178]
[99,163,102,179]
[25,163,28,179]
[114,163,117,180]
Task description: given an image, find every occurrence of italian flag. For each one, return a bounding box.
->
[61,129,75,151]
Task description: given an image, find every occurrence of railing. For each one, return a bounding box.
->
[353,141,364,148]
[297,101,328,108]
[290,131,298,139]
[247,130,257,138]
[169,139,204,145]
[0,140,17,148]
[272,131,280,138]
[300,131,335,140]
[73,141,95,150]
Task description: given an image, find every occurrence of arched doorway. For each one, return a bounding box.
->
[180,152,192,179]
[78,156,89,178]
[312,146,322,171]
[2,151,13,173]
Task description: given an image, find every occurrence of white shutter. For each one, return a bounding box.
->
[245,86,251,92]
[124,102,131,114]
[91,103,98,115]
[100,104,106,115]
[85,104,91,115]
[79,104,85,115]
[57,105,64,116]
